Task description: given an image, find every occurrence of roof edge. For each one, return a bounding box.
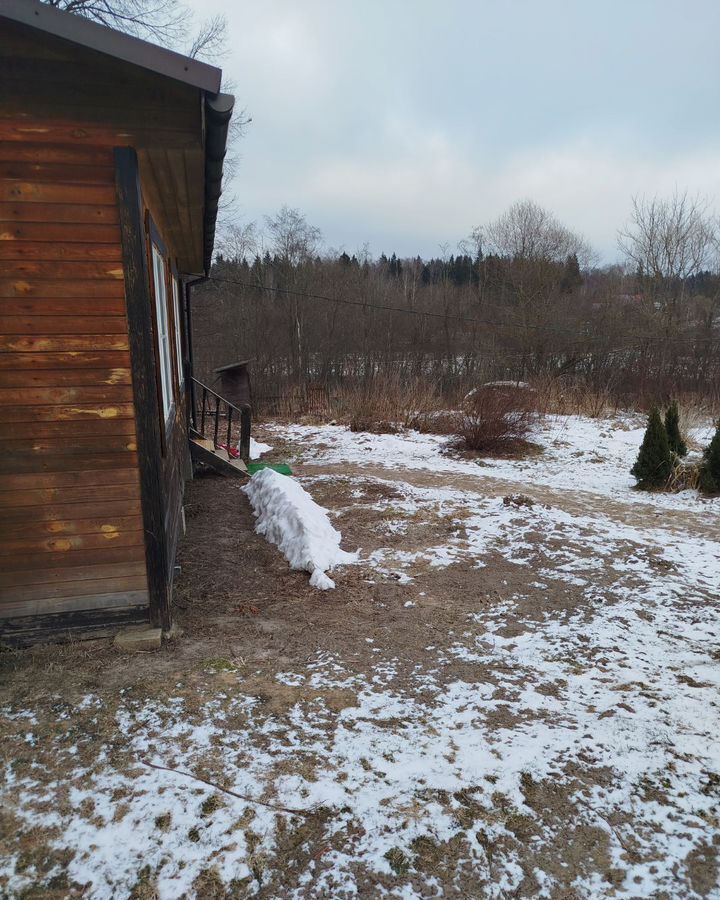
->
[203,91,235,275]
[1,0,222,93]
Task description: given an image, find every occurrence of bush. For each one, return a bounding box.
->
[344,384,400,434]
[631,407,673,489]
[338,375,448,434]
[699,421,720,495]
[664,400,687,457]
[453,386,536,454]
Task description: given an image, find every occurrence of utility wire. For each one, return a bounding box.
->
[205,274,718,347]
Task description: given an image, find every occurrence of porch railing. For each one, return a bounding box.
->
[190,376,251,462]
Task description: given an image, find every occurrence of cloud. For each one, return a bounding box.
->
[283,135,720,261]
[199,0,720,263]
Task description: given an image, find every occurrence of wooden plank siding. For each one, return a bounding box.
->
[0,139,150,625]
[0,16,206,643]
[0,19,206,274]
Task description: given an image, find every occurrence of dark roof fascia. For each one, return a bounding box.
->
[203,91,234,275]
[0,0,222,93]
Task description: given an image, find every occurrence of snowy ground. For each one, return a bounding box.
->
[268,413,717,513]
[1,415,719,898]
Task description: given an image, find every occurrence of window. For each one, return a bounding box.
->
[171,276,184,388]
[151,244,174,423]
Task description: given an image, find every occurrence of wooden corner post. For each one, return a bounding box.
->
[114,147,172,632]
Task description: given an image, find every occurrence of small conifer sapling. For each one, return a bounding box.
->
[699,421,720,495]
[631,407,673,489]
[664,400,687,457]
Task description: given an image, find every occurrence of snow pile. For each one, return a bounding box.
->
[249,436,272,459]
[243,468,355,589]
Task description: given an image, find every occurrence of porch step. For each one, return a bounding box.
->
[189,436,248,478]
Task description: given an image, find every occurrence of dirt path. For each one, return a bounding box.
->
[297,460,720,542]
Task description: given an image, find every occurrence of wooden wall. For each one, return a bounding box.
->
[0,139,150,627]
[0,18,206,641]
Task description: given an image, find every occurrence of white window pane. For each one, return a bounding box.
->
[152,244,174,422]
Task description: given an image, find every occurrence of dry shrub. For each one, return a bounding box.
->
[343,383,400,434]
[336,375,447,434]
[453,385,537,455]
[269,384,329,421]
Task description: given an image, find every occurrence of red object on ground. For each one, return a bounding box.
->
[217,443,239,459]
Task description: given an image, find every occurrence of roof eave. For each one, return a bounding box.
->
[0,0,222,93]
[202,92,235,276]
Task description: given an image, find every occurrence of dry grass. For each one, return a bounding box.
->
[677,400,714,451]
[334,375,450,434]
[667,460,702,493]
[254,372,720,437]
[532,376,618,418]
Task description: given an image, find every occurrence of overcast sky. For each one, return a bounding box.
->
[191,0,720,263]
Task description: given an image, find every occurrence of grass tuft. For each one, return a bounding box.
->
[384,846,411,875]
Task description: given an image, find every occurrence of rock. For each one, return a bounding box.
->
[113,626,162,652]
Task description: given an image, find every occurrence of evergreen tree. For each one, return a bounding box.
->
[560,253,582,293]
[664,400,687,456]
[631,407,673,489]
[388,252,402,280]
[699,421,720,494]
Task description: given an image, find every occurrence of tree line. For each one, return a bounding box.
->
[191,197,720,409]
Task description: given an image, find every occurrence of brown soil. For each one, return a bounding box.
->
[0,453,717,898]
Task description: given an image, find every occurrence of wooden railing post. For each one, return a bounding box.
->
[239,405,251,462]
[213,396,221,448]
[226,407,233,458]
[200,387,207,434]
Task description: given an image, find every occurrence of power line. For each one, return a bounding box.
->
[205,274,718,347]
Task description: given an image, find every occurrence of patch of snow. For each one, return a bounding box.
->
[243,468,356,589]
[248,436,272,459]
[268,415,719,515]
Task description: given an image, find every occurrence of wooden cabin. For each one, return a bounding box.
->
[0,0,238,644]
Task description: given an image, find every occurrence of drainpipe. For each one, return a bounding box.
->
[184,273,208,431]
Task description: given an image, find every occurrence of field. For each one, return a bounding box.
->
[1,414,719,898]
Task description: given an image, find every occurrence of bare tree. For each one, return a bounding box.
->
[618,191,718,282]
[186,14,226,59]
[43,0,227,61]
[265,207,322,267]
[264,207,322,379]
[618,191,719,331]
[470,201,596,366]
[216,221,257,263]
[485,199,594,267]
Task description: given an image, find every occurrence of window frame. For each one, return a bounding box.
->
[170,273,185,391]
[150,241,175,429]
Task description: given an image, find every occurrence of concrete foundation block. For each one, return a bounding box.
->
[113,626,162,652]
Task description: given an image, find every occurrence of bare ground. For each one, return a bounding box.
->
[1,447,719,898]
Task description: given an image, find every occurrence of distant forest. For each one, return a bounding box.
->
[193,199,720,407]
